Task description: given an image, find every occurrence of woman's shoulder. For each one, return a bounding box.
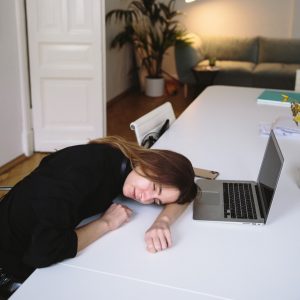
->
[48,143,116,156]
[40,143,123,166]
[67,143,122,157]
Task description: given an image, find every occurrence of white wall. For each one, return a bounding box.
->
[0,0,24,166]
[291,0,300,38]
[105,0,134,102]
[176,0,298,38]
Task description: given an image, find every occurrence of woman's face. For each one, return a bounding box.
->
[123,169,180,205]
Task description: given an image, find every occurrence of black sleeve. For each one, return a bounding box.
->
[23,225,77,268]
[22,176,80,268]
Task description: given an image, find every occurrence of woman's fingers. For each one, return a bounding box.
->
[161,229,172,248]
[145,222,172,253]
[145,235,168,253]
[146,241,156,253]
[101,203,133,230]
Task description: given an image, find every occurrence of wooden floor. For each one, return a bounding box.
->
[0,86,193,198]
[107,85,193,141]
[0,153,48,198]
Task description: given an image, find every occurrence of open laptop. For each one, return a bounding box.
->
[193,130,284,225]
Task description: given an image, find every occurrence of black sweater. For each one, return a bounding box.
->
[0,144,131,279]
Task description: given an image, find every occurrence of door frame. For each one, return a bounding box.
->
[14,0,107,154]
[15,0,33,156]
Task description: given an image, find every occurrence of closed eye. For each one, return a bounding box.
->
[153,183,162,195]
[153,183,163,205]
[154,198,162,206]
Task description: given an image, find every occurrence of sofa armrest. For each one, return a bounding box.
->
[175,43,203,85]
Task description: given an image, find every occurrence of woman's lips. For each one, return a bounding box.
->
[133,187,137,200]
[133,187,141,201]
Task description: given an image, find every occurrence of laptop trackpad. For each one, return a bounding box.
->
[201,192,220,205]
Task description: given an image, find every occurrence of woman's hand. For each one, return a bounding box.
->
[101,203,133,231]
[145,217,172,253]
[144,202,189,253]
[76,203,132,252]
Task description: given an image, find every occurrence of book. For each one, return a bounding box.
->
[257,90,300,107]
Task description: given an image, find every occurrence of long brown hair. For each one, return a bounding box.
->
[90,136,197,204]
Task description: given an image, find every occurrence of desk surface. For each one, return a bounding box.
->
[12,86,300,300]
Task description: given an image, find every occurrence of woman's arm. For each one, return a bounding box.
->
[144,202,189,253]
[76,203,132,252]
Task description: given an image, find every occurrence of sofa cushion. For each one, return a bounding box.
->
[199,36,258,63]
[215,60,255,86]
[198,60,255,86]
[253,63,300,89]
[258,37,300,64]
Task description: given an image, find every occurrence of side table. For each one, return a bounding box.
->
[192,64,219,93]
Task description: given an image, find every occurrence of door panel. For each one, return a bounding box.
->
[26,0,106,151]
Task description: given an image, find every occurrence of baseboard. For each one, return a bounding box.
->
[0,155,27,175]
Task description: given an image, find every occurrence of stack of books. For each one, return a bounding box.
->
[257,90,300,107]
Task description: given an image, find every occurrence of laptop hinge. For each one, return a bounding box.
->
[255,184,265,221]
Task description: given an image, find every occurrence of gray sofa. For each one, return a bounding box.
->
[175,35,300,91]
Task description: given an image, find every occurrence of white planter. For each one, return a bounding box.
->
[145,77,165,97]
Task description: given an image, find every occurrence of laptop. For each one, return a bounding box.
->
[193,130,284,225]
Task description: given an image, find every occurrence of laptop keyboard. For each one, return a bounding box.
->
[223,183,257,219]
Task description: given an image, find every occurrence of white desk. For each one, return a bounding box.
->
[11,86,300,300]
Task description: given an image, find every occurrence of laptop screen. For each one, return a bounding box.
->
[257,130,284,220]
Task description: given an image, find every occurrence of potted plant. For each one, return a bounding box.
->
[106,0,190,97]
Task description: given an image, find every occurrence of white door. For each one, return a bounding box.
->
[26,0,106,152]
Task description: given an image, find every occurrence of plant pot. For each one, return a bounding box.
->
[145,77,165,97]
